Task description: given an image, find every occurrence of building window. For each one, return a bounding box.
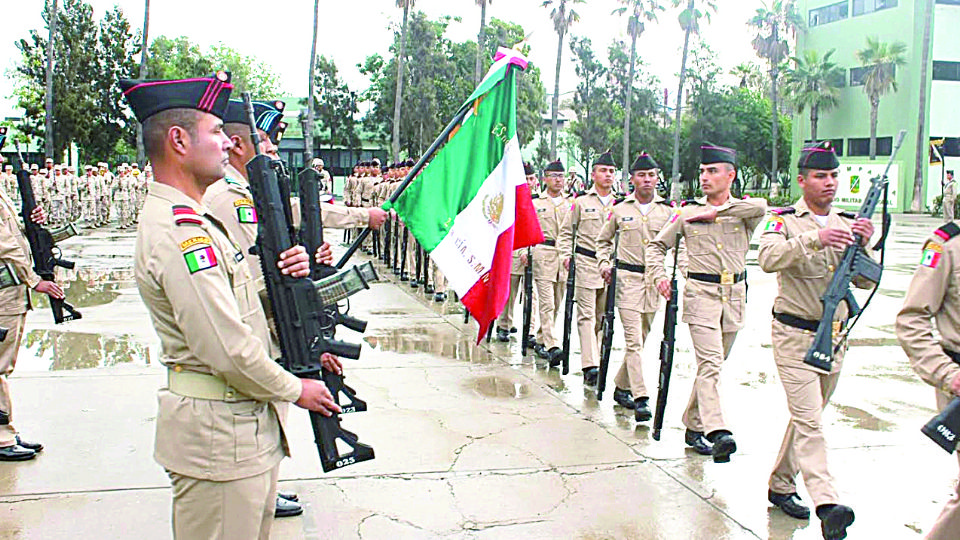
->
[852,0,898,16]
[936,0,960,5]
[809,1,849,27]
[805,139,845,157]
[848,136,893,156]
[849,65,896,86]
[828,68,847,88]
[934,61,960,81]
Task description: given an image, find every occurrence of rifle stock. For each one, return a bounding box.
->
[597,230,619,400]
[923,397,960,453]
[652,234,681,441]
[561,221,578,375]
[521,247,534,356]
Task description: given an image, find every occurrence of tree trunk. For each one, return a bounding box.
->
[771,66,779,191]
[810,105,818,143]
[669,3,694,201]
[392,4,410,162]
[912,0,934,212]
[45,0,58,160]
[550,28,564,161]
[869,97,879,160]
[622,24,638,187]
[136,0,150,164]
[305,0,320,162]
[475,0,486,85]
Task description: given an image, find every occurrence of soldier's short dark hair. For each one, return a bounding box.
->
[142,108,201,159]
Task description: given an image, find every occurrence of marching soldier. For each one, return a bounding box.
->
[558,151,620,385]
[645,143,766,463]
[596,153,678,421]
[121,72,341,539]
[50,166,66,226]
[531,160,570,364]
[758,141,866,539]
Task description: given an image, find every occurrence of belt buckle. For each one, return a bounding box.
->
[720,270,734,285]
[832,320,842,336]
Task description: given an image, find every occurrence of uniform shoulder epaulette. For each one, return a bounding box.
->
[576,190,587,197]
[934,222,960,242]
[681,199,703,207]
[656,200,673,206]
[530,193,540,199]
[838,210,857,219]
[613,197,626,206]
[770,206,795,215]
[172,205,203,226]
[223,176,243,187]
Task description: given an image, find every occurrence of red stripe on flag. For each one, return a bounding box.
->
[463,225,515,342]
[512,182,544,249]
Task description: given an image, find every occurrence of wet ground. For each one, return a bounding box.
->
[0,214,957,539]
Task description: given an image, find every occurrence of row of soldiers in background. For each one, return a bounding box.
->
[494,143,871,540]
[0,157,148,229]
[343,159,449,302]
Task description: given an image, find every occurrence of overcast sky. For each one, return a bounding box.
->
[2,0,765,119]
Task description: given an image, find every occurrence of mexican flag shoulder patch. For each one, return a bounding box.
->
[234,198,258,224]
[184,246,218,274]
[763,216,784,233]
[921,242,943,269]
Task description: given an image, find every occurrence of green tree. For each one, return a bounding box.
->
[613,0,664,183]
[90,5,140,160]
[482,19,547,147]
[748,0,802,191]
[542,0,584,160]
[568,36,616,174]
[145,37,282,97]
[392,0,417,161]
[311,56,359,155]
[856,36,907,160]
[782,49,842,142]
[730,62,767,94]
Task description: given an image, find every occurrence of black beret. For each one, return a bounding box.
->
[700,142,736,166]
[595,151,616,167]
[630,152,658,172]
[545,160,565,173]
[404,159,415,167]
[120,71,233,123]
[797,140,840,170]
[222,99,286,139]
[523,162,534,175]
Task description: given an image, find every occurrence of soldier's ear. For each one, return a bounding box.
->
[228,135,245,157]
[168,126,190,157]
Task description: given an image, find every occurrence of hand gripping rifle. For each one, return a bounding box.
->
[652,234,681,441]
[520,246,534,357]
[14,150,80,324]
[803,129,906,372]
[597,229,619,400]
[242,94,375,472]
[560,220,578,375]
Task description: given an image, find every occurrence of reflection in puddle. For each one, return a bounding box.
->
[468,376,530,399]
[832,404,894,432]
[21,329,150,371]
[33,267,135,310]
[364,327,494,364]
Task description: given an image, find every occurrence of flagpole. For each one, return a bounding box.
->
[335,102,475,269]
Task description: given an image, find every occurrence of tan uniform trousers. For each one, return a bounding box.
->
[682,324,738,434]
[613,310,655,398]
[497,275,522,330]
[768,321,843,506]
[431,260,446,292]
[168,464,279,540]
[926,389,960,540]
[945,197,956,222]
[535,279,565,349]
[0,313,27,446]
[576,285,607,371]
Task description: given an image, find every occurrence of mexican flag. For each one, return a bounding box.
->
[385,48,543,341]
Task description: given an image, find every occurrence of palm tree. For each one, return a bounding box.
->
[668,0,716,200]
[613,0,664,184]
[543,0,584,160]
[305,0,320,162]
[730,62,765,93]
[45,0,58,160]
[135,0,150,164]
[912,0,934,212]
[856,36,907,160]
[392,0,416,162]
[782,49,842,142]
[748,0,802,191]
[475,0,491,85]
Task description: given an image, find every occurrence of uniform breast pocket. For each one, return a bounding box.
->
[580,212,602,236]
[621,223,642,247]
[685,225,713,255]
[721,221,747,252]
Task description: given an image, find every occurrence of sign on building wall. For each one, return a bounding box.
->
[833,162,900,210]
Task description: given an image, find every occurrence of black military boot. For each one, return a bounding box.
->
[0,444,36,461]
[583,366,599,386]
[634,397,652,422]
[817,504,854,540]
[768,490,810,520]
[707,430,737,463]
[534,343,549,359]
[425,285,435,295]
[15,436,42,453]
[547,347,562,368]
[684,429,713,456]
[496,327,510,342]
[434,292,446,302]
[612,387,635,409]
[275,495,303,518]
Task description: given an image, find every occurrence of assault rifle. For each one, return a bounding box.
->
[15,168,81,324]
[803,130,906,372]
[560,221,578,375]
[652,234,681,441]
[597,230,619,401]
[520,246,534,357]
[242,94,375,472]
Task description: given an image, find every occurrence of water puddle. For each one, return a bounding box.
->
[18,329,151,371]
[363,326,495,364]
[467,375,530,399]
[832,404,895,432]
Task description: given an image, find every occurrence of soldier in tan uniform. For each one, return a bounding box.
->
[0,155,64,462]
[121,72,341,539]
[645,143,766,463]
[532,160,570,364]
[944,170,956,222]
[597,153,677,421]
[759,142,868,539]
[359,160,380,254]
[897,219,960,540]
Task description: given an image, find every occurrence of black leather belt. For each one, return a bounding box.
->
[689,270,747,284]
[361,198,371,203]
[541,239,556,247]
[575,246,596,259]
[944,348,960,365]
[617,261,645,274]
[773,311,846,333]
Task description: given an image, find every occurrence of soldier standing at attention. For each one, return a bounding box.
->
[531,160,571,364]
[759,141,868,540]
[944,170,956,222]
[121,72,340,539]
[596,152,678,421]
[896,212,960,539]
[558,151,620,386]
[645,143,766,463]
